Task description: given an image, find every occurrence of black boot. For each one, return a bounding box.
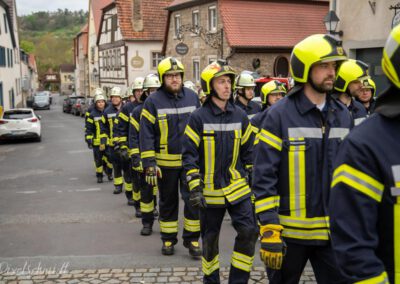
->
[140,223,153,236]
[125,191,135,206]
[153,208,159,217]
[113,184,123,194]
[183,240,202,257]
[107,174,113,181]
[97,175,103,183]
[135,206,142,218]
[161,241,175,256]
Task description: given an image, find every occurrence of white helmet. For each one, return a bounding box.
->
[110,86,123,98]
[131,77,145,90]
[94,94,106,102]
[94,87,104,97]
[183,80,198,93]
[143,74,161,89]
[235,72,256,89]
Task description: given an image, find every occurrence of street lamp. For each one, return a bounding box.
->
[323,10,343,36]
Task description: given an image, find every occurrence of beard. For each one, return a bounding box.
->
[309,76,335,94]
[164,83,182,94]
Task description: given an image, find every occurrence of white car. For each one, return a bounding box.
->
[0,108,42,142]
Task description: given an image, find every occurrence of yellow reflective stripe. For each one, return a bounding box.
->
[222,178,247,196]
[103,156,113,169]
[128,148,140,156]
[395,196,400,284]
[118,112,129,122]
[259,129,282,151]
[187,168,199,176]
[96,165,103,173]
[332,164,384,202]
[155,153,181,161]
[203,130,215,189]
[87,117,94,124]
[229,129,241,180]
[133,190,141,201]
[108,118,115,142]
[204,188,225,205]
[279,215,329,229]
[141,109,156,124]
[282,228,330,240]
[153,185,158,196]
[202,255,219,276]
[188,179,201,191]
[231,251,254,273]
[225,185,250,204]
[158,114,169,154]
[204,196,225,205]
[140,200,154,213]
[95,121,101,141]
[124,182,132,191]
[185,125,200,147]
[114,177,123,185]
[130,116,140,131]
[241,124,252,145]
[355,271,389,284]
[289,138,306,218]
[160,221,178,233]
[157,160,182,167]
[184,218,200,232]
[251,125,259,134]
[255,196,280,214]
[86,135,93,139]
[141,150,156,159]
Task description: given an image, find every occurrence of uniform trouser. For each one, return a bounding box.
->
[158,168,200,244]
[102,147,113,176]
[93,146,110,177]
[130,169,141,206]
[108,147,123,186]
[200,198,258,284]
[137,171,155,225]
[122,159,134,200]
[266,241,347,284]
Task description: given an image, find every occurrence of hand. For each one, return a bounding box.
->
[86,140,93,149]
[259,224,286,270]
[99,144,106,151]
[189,186,207,209]
[132,161,143,173]
[145,166,162,186]
[115,145,129,162]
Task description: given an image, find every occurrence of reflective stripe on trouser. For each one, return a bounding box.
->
[122,159,133,192]
[93,147,104,177]
[266,241,347,284]
[200,198,257,284]
[139,172,155,225]
[102,150,113,174]
[393,165,400,284]
[158,168,200,243]
[109,148,123,186]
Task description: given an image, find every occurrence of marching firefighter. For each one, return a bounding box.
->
[234,72,261,119]
[104,87,124,194]
[139,57,201,256]
[329,24,400,284]
[252,34,352,283]
[251,80,287,135]
[114,77,144,213]
[183,60,258,283]
[85,93,111,183]
[129,74,161,236]
[333,59,369,125]
[356,77,377,115]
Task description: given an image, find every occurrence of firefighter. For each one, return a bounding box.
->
[129,74,161,236]
[329,24,400,284]
[85,93,110,183]
[356,77,377,115]
[333,59,369,125]
[234,72,261,119]
[139,57,201,256]
[252,34,352,283]
[104,87,124,194]
[114,77,144,213]
[182,60,258,283]
[251,80,286,135]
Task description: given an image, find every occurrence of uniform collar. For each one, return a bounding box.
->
[207,97,235,116]
[291,85,337,115]
[161,86,184,99]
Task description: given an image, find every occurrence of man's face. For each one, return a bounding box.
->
[133,89,143,101]
[357,88,373,103]
[244,87,255,100]
[96,100,105,110]
[212,75,232,101]
[111,96,121,106]
[309,61,337,93]
[164,72,183,94]
[347,81,363,98]
[268,92,284,106]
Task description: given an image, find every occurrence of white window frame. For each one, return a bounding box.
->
[151,51,163,69]
[192,10,199,29]
[174,14,181,38]
[193,57,200,83]
[208,6,217,32]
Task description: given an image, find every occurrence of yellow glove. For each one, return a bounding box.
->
[260,224,286,270]
[99,144,106,151]
[145,166,162,186]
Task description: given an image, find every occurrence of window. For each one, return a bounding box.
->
[9,88,14,108]
[0,82,3,107]
[192,10,199,29]
[0,46,5,66]
[274,56,289,77]
[111,15,118,42]
[208,6,217,31]
[174,14,181,38]
[151,52,162,68]
[193,59,200,83]
[3,14,7,33]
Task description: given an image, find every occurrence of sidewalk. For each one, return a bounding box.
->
[0,266,317,284]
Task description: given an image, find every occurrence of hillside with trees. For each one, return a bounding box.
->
[18,9,88,75]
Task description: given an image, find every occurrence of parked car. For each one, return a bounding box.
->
[71,98,85,116]
[80,98,94,117]
[63,96,84,113]
[33,92,51,110]
[0,108,42,142]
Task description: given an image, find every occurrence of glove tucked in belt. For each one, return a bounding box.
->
[145,166,162,186]
[260,224,286,270]
[132,154,143,172]
[187,173,207,209]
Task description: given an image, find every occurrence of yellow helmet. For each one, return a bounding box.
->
[334,59,370,93]
[382,24,400,88]
[157,57,184,85]
[290,34,347,83]
[201,60,236,95]
[110,86,123,98]
[235,72,256,89]
[361,78,376,97]
[143,74,161,89]
[261,80,287,105]
[94,94,106,103]
[131,77,145,90]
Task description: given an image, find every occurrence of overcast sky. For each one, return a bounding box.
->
[16,0,88,15]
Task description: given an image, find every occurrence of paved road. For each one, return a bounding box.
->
[0,94,265,271]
